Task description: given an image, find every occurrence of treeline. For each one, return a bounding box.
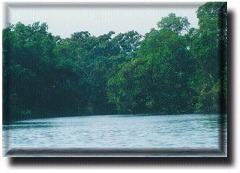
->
[3,2,227,123]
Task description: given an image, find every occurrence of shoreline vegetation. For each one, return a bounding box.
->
[3,2,227,124]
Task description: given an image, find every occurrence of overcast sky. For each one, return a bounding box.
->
[7,4,203,38]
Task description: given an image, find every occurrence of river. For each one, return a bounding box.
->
[3,114,226,156]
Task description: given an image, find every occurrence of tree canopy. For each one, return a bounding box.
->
[3,2,227,123]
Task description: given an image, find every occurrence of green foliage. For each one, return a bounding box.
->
[3,2,227,123]
[157,13,190,34]
[191,2,227,113]
[108,22,196,114]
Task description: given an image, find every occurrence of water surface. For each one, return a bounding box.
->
[3,114,225,153]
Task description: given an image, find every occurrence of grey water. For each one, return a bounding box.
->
[3,114,226,154]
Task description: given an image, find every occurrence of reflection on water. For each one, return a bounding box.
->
[3,114,226,153]
[3,122,53,130]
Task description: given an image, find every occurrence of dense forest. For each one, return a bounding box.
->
[3,2,227,123]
